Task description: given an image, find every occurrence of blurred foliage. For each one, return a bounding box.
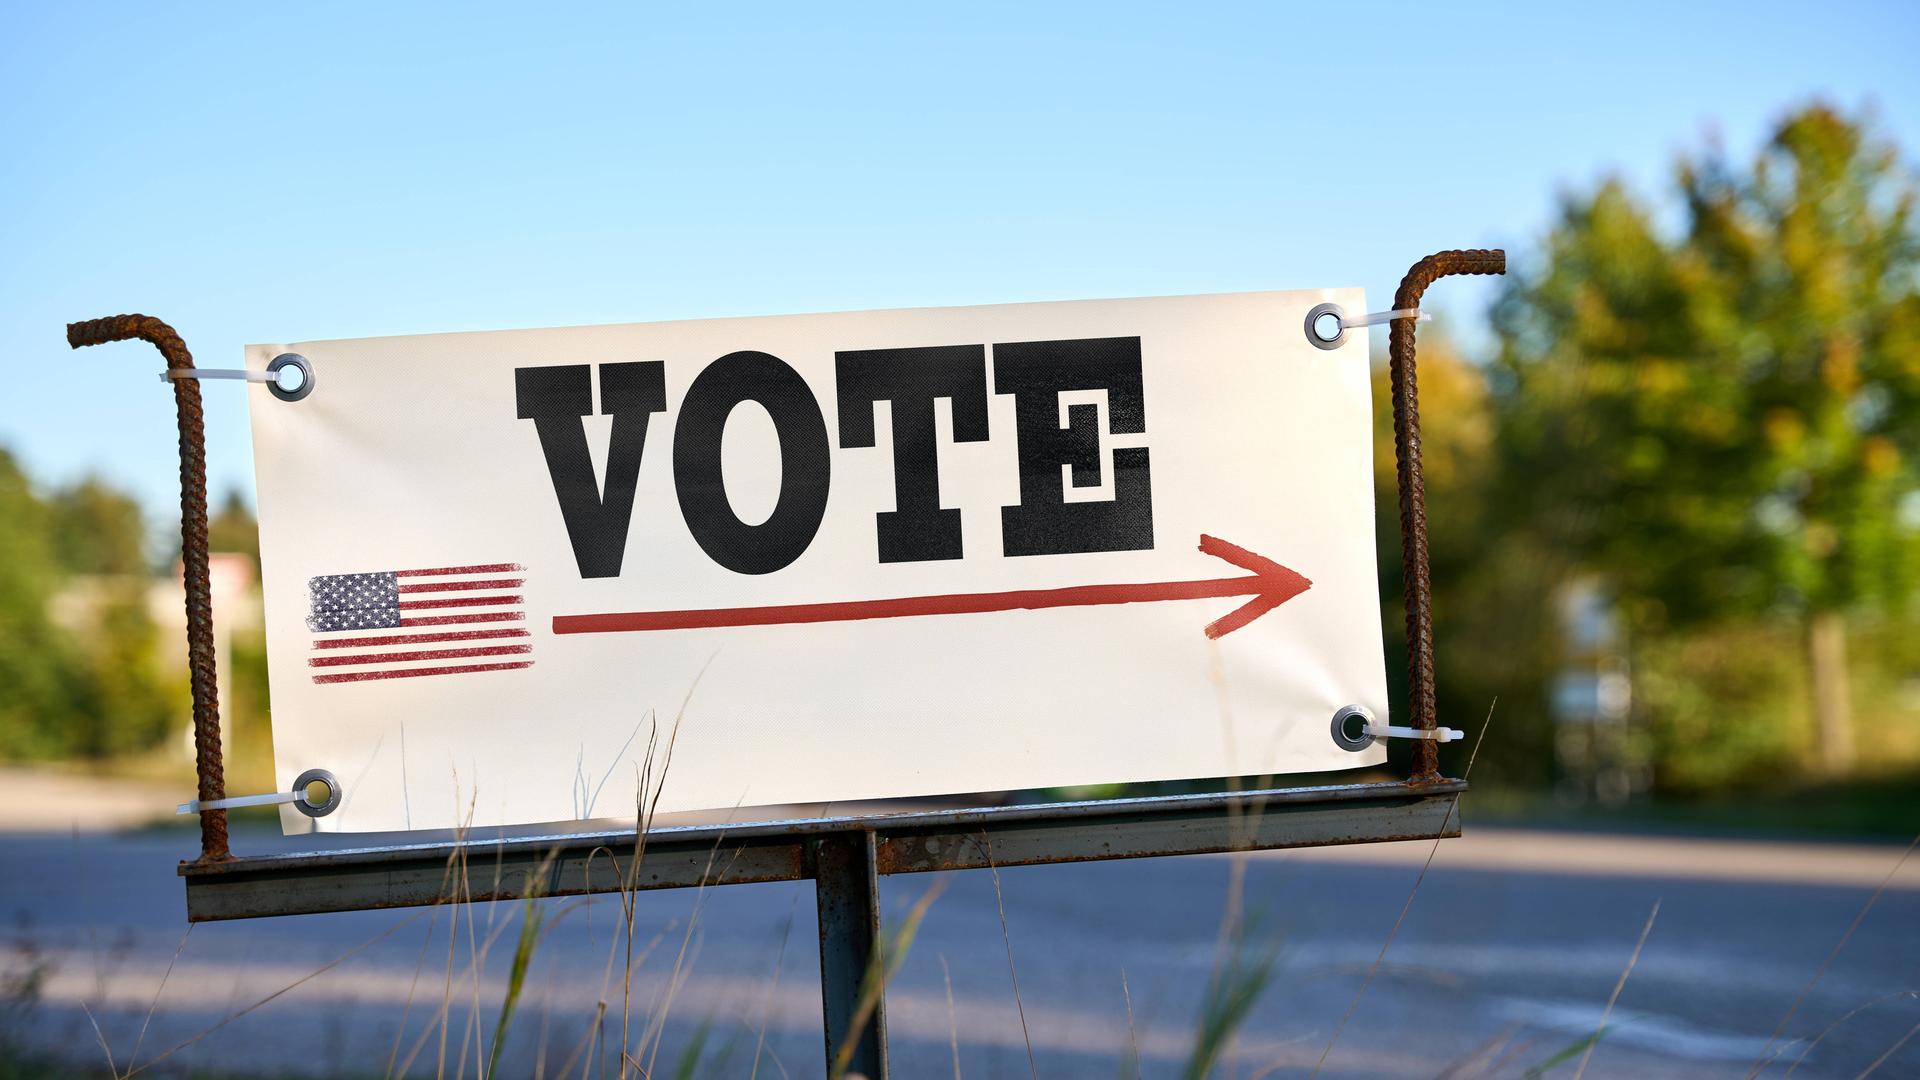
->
[1628,614,1920,793]
[0,451,77,759]
[46,478,149,575]
[64,578,177,758]
[1631,620,1806,790]
[1489,101,1920,790]
[1492,103,1920,623]
[0,449,180,761]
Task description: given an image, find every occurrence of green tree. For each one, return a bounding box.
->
[46,478,149,575]
[1492,103,1920,775]
[0,451,82,758]
[48,475,179,757]
[66,580,177,758]
[0,451,181,761]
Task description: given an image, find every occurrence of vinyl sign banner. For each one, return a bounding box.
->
[247,290,1388,832]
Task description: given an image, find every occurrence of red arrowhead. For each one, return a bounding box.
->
[1197,534,1313,639]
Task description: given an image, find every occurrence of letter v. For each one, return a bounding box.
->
[516,362,667,578]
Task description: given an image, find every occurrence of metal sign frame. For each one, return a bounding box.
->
[67,249,1503,1078]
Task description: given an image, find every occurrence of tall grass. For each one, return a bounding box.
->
[1182,918,1282,1080]
[485,851,561,1078]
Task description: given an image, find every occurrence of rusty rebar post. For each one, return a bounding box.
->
[66,315,230,862]
[1390,250,1505,782]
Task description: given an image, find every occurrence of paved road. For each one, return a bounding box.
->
[1,821,1916,1079]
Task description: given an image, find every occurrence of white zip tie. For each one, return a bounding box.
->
[1330,704,1464,751]
[177,768,341,818]
[1340,307,1430,329]
[1305,304,1432,351]
[159,354,315,402]
[178,790,304,813]
[160,368,277,383]
[1366,722,1464,743]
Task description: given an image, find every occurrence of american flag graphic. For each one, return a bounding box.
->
[305,563,534,684]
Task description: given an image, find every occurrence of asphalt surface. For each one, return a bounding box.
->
[1,820,1916,1079]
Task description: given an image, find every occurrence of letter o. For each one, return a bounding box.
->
[673,351,831,575]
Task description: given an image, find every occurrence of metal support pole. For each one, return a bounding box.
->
[67,314,232,862]
[814,829,887,1079]
[1387,250,1506,781]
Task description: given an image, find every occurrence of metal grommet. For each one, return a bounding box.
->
[266,353,315,402]
[1305,303,1347,351]
[292,768,341,817]
[1331,704,1376,752]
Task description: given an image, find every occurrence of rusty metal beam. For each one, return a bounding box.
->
[1387,250,1507,778]
[68,315,232,862]
[180,780,1464,922]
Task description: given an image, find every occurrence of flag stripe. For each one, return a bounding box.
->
[396,578,524,594]
[310,562,532,684]
[397,594,524,611]
[393,563,524,577]
[309,643,533,667]
[312,661,534,684]
[400,611,526,626]
[313,628,530,649]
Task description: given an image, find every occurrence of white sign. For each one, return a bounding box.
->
[247,290,1388,832]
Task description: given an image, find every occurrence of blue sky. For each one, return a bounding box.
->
[3,2,1917,521]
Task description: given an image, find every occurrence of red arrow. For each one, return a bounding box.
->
[551,535,1310,640]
